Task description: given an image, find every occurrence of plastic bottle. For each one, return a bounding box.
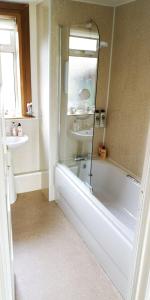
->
[100,146,107,160]
[98,144,107,160]
[17,123,23,137]
[11,122,17,136]
[73,119,80,132]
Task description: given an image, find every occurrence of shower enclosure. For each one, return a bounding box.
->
[58,20,100,188]
[56,19,140,298]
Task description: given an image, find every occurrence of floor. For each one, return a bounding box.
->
[12,190,122,300]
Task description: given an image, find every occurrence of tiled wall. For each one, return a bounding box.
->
[51,0,114,161]
[52,0,150,179]
[105,0,150,179]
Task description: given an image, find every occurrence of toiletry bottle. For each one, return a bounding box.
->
[100,146,107,160]
[95,110,100,128]
[11,122,17,136]
[27,102,32,116]
[100,110,106,128]
[17,123,23,137]
[73,119,79,132]
[98,144,103,156]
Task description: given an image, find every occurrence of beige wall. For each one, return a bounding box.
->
[51,0,114,160]
[52,0,150,179]
[105,0,150,179]
[37,3,49,171]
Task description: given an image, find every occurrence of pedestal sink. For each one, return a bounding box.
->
[5,135,29,204]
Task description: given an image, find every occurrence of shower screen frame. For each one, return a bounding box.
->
[58,20,101,190]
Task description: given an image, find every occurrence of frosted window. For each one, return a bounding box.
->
[0,30,11,45]
[68,56,97,112]
[0,17,21,117]
[69,37,97,51]
[0,53,16,115]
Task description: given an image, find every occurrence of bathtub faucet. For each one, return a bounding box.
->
[74,155,88,161]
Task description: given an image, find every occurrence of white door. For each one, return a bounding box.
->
[0,105,14,299]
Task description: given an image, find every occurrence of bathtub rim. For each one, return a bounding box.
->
[56,162,135,244]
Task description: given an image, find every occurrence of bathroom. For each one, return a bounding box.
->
[1,0,150,299]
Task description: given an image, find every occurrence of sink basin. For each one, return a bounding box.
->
[5,135,29,149]
[71,128,93,141]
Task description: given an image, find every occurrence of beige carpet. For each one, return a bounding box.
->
[12,190,122,300]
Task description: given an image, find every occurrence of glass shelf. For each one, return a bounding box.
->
[67,112,94,116]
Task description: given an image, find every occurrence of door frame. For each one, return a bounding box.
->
[128,123,150,300]
[0,117,14,300]
[1,0,150,299]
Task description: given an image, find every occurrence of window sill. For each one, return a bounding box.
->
[5,115,36,120]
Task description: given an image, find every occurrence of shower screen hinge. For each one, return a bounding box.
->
[85,182,93,193]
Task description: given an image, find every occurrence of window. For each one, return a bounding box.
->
[0,3,31,117]
[0,18,21,116]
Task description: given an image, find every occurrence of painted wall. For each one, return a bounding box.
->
[105,0,150,179]
[37,2,49,172]
[51,0,114,163]
[5,2,50,196]
[37,2,49,198]
[5,118,39,175]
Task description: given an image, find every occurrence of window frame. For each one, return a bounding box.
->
[0,2,32,117]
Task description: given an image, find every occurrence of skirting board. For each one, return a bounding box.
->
[15,170,48,194]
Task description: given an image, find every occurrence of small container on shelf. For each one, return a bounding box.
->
[27,102,32,116]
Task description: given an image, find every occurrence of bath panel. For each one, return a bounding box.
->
[55,161,140,298]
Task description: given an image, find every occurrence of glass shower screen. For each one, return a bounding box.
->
[58,21,100,188]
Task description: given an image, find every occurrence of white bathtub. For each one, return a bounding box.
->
[55,160,140,299]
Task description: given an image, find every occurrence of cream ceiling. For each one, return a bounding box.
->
[72,0,136,7]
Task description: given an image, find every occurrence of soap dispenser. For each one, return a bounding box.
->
[17,123,23,137]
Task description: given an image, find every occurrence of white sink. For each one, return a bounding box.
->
[5,135,29,149]
[71,128,93,141]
